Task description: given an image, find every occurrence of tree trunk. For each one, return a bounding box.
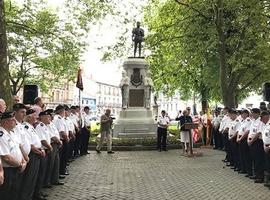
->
[215,0,236,108]
[201,87,209,114]
[0,0,12,108]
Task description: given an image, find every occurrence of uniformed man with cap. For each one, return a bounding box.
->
[0,111,27,200]
[13,103,30,163]
[219,107,232,165]
[81,106,91,155]
[228,109,242,171]
[53,105,70,176]
[262,114,270,188]
[36,111,53,190]
[248,108,267,183]
[69,106,80,157]
[19,109,45,200]
[64,105,76,160]
[236,109,252,175]
[46,109,64,185]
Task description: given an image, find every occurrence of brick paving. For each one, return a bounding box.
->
[45,149,270,200]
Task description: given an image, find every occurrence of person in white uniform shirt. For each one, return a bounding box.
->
[53,105,69,176]
[219,107,232,165]
[70,106,80,157]
[157,110,170,152]
[20,109,46,200]
[64,105,76,160]
[13,103,30,163]
[262,112,270,188]
[211,109,222,149]
[81,106,91,155]
[228,109,242,171]
[36,111,53,191]
[236,109,252,176]
[248,108,267,183]
[0,111,27,200]
[46,109,64,185]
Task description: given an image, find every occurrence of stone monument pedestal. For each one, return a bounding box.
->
[113,58,157,138]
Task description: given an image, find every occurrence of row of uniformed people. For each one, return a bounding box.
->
[0,103,92,200]
[218,107,270,188]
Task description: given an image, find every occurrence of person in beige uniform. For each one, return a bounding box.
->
[0,111,27,200]
[96,109,114,154]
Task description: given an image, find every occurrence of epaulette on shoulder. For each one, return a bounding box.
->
[58,116,61,119]
[0,131,3,136]
[40,123,44,127]
[247,119,250,121]
[236,119,239,122]
[25,125,29,129]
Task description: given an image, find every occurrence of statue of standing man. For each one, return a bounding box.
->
[120,71,130,109]
[132,21,144,58]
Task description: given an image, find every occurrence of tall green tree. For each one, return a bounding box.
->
[144,0,270,108]
[0,0,12,107]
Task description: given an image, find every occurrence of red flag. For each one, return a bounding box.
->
[76,68,83,91]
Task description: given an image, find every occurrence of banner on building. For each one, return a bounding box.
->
[76,68,84,91]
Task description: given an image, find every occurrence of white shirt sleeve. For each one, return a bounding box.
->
[0,138,11,156]
[53,118,65,133]
[35,125,47,141]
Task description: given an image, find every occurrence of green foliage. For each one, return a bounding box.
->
[144,0,270,107]
[5,0,114,94]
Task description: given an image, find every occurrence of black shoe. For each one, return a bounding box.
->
[222,159,228,162]
[254,179,264,183]
[86,151,90,154]
[96,149,101,153]
[162,148,168,151]
[238,170,246,174]
[52,182,64,186]
[34,195,47,200]
[107,151,115,154]
[59,175,66,179]
[249,175,256,180]
[60,172,69,176]
[264,182,270,187]
[40,192,48,197]
[43,184,52,189]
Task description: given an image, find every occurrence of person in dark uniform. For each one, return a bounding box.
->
[179,110,193,153]
[0,111,27,200]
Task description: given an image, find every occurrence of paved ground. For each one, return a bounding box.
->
[45,149,270,200]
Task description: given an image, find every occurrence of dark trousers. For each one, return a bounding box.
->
[34,154,48,198]
[51,144,60,184]
[212,127,221,148]
[59,140,69,174]
[250,139,265,180]
[230,137,240,169]
[80,127,90,154]
[222,131,233,164]
[157,127,167,150]
[20,152,40,200]
[0,168,20,200]
[265,151,270,183]
[239,139,252,175]
[44,143,59,185]
[74,130,81,156]
[68,138,75,159]
[202,126,207,145]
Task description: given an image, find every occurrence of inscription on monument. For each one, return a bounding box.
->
[129,89,144,107]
